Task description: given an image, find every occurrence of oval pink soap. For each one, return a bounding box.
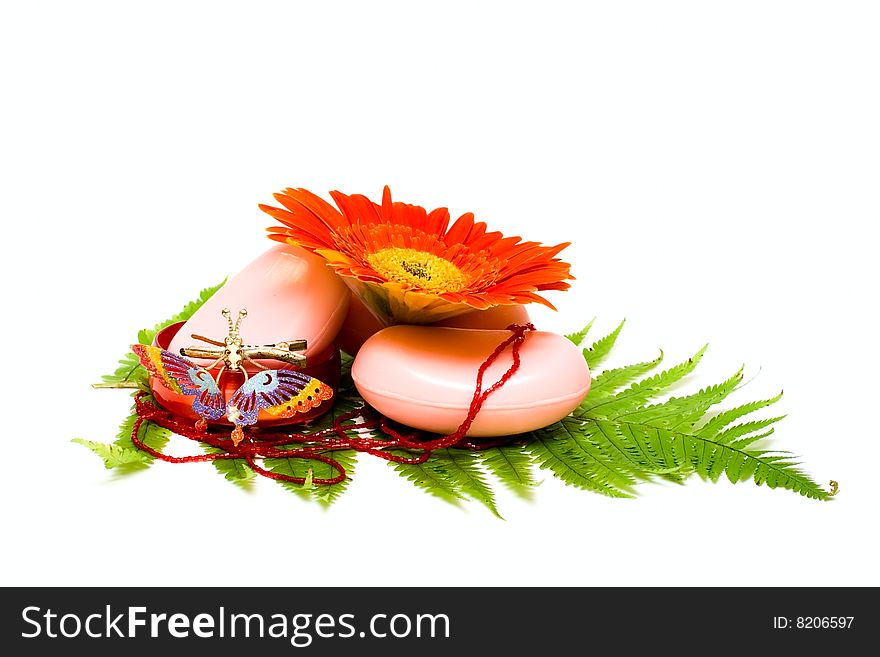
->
[169,244,350,364]
[352,327,590,437]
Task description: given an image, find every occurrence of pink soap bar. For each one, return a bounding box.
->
[352,326,590,437]
[170,244,350,365]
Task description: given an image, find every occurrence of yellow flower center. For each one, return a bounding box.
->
[366,247,468,294]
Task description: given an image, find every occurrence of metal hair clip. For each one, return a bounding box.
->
[180,308,309,376]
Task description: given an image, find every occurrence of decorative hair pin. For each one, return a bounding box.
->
[133,309,333,446]
[180,308,308,372]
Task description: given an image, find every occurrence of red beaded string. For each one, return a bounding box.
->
[129,323,535,486]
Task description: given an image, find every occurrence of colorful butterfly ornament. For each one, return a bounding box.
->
[132,309,333,446]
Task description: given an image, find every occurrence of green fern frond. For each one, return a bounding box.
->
[526,422,636,498]
[538,324,827,501]
[579,345,707,418]
[592,420,828,499]
[728,428,776,450]
[72,439,150,469]
[587,421,683,476]
[478,445,538,498]
[696,393,784,438]
[715,416,785,445]
[588,352,663,398]
[583,319,625,369]
[565,319,595,346]
[617,369,743,430]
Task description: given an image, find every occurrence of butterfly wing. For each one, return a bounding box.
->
[132,344,225,421]
[226,369,334,426]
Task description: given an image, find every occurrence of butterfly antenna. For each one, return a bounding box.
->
[221,308,234,335]
[234,309,247,334]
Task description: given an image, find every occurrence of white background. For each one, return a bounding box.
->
[2,1,878,587]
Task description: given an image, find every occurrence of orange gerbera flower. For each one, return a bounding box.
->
[260,186,573,325]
